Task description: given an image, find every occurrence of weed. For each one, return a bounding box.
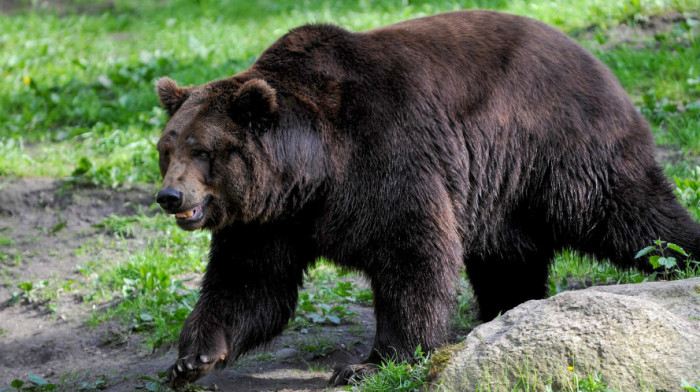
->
[92,215,140,238]
[554,370,613,392]
[296,292,355,325]
[9,280,49,306]
[77,378,107,391]
[1,373,58,392]
[682,378,700,392]
[634,240,700,279]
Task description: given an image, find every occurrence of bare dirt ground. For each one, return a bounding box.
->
[0,178,372,391]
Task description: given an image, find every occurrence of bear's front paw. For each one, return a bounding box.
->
[166,353,226,388]
[329,363,378,386]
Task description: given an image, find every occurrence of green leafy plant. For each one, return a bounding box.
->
[562,371,612,392]
[315,280,373,306]
[1,373,57,392]
[77,378,106,391]
[634,240,700,279]
[675,166,700,220]
[635,240,685,270]
[9,280,49,306]
[296,292,354,325]
[682,378,700,392]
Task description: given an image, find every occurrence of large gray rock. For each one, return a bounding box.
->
[437,278,700,391]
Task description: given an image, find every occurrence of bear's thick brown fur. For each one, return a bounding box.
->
[154,10,700,387]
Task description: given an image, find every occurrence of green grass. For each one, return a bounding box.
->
[82,213,209,349]
[2,0,699,182]
[548,249,650,296]
[673,165,700,220]
[473,366,615,392]
[349,346,439,392]
[2,0,700,390]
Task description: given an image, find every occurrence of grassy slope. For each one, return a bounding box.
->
[1,0,699,390]
[1,0,699,183]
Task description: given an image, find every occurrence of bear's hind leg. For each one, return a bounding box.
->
[465,242,554,321]
[329,235,463,385]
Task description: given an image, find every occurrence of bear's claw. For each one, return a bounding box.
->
[165,353,221,388]
[329,363,378,386]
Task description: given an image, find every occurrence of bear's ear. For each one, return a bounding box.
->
[155,77,190,116]
[229,78,278,129]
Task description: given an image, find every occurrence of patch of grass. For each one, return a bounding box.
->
[248,351,276,363]
[349,346,440,392]
[83,213,209,349]
[2,0,699,184]
[306,362,333,372]
[0,231,20,267]
[548,249,650,297]
[296,291,356,326]
[471,357,618,392]
[674,166,700,220]
[553,370,613,392]
[92,208,165,238]
[6,276,76,314]
[452,274,479,335]
[293,334,339,358]
[0,233,14,246]
[63,127,161,188]
[292,260,372,328]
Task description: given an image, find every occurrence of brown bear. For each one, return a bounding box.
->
[154,10,700,387]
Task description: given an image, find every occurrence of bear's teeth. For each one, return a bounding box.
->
[175,209,194,219]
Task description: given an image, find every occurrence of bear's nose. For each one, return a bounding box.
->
[156,188,183,211]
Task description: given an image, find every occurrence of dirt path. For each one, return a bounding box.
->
[0,178,373,391]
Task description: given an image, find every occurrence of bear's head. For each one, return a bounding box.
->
[154,75,334,231]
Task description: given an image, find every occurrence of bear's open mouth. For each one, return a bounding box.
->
[171,196,211,227]
[174,204,204,221]
[167,196,213,230]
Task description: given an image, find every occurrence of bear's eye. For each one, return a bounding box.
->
[193,150,210,161]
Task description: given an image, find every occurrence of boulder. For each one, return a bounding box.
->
[436,278,700,391]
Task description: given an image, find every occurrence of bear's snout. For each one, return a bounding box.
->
[156,187,184,211]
